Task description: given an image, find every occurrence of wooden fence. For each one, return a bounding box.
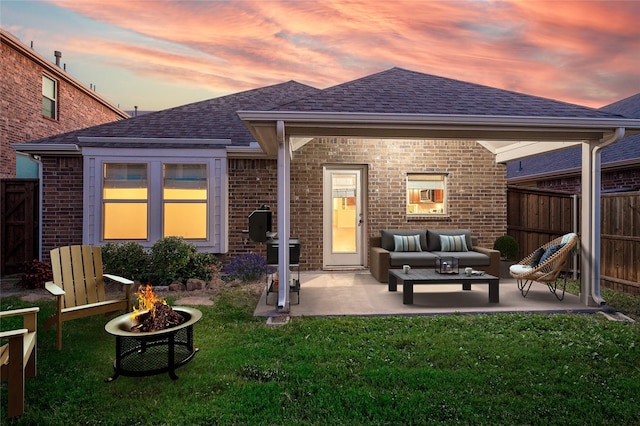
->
[0,179,39,275]
[507,186,639,295]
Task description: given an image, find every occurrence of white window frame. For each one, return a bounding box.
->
[42,74,57,119]
[83,148,228,252]
[406,173,448,217]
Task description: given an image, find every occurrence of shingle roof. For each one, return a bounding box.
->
[27,81,320,147]
[275,67,623,118]
[601,93,640,118]
[507,92,640,180]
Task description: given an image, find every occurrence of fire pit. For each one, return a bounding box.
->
[105,305,201,382]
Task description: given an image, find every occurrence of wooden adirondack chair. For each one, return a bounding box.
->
[0,307,39,418]
[44,245,133,350]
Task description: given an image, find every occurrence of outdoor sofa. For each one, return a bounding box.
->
[369,229,500,282]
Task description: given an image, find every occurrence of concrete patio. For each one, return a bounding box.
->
[254,270,604,317]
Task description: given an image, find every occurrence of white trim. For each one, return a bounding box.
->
[82,150,228,252]
[13,143,80,154]
[238,110,640,129]
[78,137,232,145]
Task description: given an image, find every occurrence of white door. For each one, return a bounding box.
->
[323,165,366,268]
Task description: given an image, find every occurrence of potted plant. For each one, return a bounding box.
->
[493,235,519,278]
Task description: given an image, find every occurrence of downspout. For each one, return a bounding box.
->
[31,154,44,260]
[276,120,291,312]
[589,127,625,305]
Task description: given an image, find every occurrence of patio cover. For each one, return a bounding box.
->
[239,68,640,312]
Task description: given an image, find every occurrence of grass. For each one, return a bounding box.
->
[1,284,639,425]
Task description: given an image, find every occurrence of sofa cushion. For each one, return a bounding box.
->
[381,229,427,251]
[389,251,438,267]
[430,251,490,266]
[439,235,468,252]
[393,235,422,252]
[427,229,473,251]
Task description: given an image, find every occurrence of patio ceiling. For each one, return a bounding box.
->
[239,111,640,162]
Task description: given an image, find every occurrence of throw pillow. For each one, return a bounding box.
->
[530,247,546,267]
[439,235,468,252]
[538,243,564,265]
[394,235,422,252]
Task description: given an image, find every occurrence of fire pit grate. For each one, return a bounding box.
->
[105,306,202,381]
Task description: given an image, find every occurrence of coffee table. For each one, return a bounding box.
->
[388,269,499,304]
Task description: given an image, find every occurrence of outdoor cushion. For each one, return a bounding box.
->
[389,251,438,267]
[430,251,490,266]
[381,229,427,252]
[529,247,546,266]
[539,243,564,264]
[439,235,468,252]
[394,235,422,252]
[427,229,473,251]
[510,264,533,275]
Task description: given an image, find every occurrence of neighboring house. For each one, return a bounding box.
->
[506,93,640,192]
[15,67,640,309]
[0,29,128,178]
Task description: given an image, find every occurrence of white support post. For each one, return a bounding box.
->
[276,120,290,312]
[580,141,604,306]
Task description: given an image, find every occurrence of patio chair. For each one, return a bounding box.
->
[509,233,579,301]
[0,307,39,418]
[44,245,133,350]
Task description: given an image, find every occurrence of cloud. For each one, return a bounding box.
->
[45,0,640,108]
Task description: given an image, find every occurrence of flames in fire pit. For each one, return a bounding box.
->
[130,284,185,332]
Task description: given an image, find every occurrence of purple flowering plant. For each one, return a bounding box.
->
[224,253,272,282]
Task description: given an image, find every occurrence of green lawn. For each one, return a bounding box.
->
[1,286,639,425]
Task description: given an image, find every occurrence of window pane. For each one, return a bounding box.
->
[42,76,55,97]
[103,164,148,239]
[104,164,148,199]
[164,164,207,200]
[42,98,55,119]
[407,174,446,215]
[103,203,148,239]
[164,202,207,238]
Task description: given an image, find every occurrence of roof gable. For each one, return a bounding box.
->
[276,67,622,118]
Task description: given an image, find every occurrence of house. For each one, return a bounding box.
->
[1,29,129,273]
[15,67,640,310]
[0,29,128,178]
[506,93,640,192]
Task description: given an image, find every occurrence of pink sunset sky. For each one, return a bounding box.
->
[2,0,639,112]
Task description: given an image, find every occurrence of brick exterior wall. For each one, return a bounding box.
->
[227,158,279,264]
[40,138,507,269]
[40,156,84,260]
[1,34,126,178]
[227,138,507,270]
[534,167,640,193]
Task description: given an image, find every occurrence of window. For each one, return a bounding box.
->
[84,149,227,251]
[103,164,148,239]
[42,75,57,119]
[163,164,207,239]
[407,174,447,215]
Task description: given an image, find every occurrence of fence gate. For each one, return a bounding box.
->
[1,179,39,274]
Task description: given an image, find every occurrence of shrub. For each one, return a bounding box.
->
[21,259,53,289]
[189,251,221,283]
[224,253,270,282]
[150,236,197,285]
[102,241,150,281]
[493,235,519,260]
